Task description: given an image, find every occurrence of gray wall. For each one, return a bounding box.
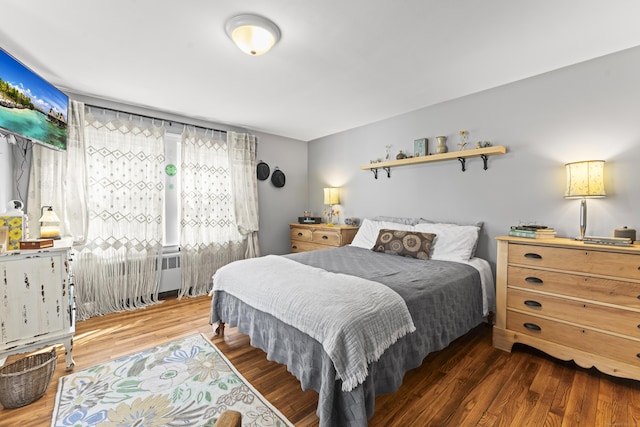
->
[307,46,640,268]
[254,130,308,255]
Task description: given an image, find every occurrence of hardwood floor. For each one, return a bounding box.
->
[3,295,640,426]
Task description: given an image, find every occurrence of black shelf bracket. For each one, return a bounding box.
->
[371,167,391,179]
[457,157,466,172]
[481,154,489,170]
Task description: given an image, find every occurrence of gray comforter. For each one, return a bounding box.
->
[210,246,484,427]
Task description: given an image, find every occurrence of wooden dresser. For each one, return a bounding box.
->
[289,223,359,253]
[493,236,640,381]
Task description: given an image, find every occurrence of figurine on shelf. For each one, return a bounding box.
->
[435,136,447,154]
[396,150,407,160]
[458,130,469,151]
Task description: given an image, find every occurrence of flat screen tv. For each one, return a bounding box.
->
[0,47,68,151]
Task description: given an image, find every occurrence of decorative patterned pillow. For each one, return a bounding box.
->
[372,229,436,260]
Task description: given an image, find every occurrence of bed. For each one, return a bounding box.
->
[209,218,495,427]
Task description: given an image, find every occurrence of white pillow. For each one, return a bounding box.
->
[350,219,415,249]
[413,222,479,261]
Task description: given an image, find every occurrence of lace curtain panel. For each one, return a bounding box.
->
[228,131,260,258]
[27,100,89,244]
[73,111,166,320]
[179,128,246,297]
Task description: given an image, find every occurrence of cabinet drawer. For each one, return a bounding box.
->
[509,244,640,280]
[507,310,640,367]
[290,241,331,253]
[507,288,640,339]
[290,228,313,241]
[311,230,341,246]
[508,266,640,309]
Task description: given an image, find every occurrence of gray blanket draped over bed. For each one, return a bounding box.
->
[210,245,485,427]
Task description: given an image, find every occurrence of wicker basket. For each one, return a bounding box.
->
[0,348,57,409]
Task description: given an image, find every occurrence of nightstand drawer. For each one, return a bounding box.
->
[508,244,640,280]
[311,230,341,246]
[507,288,640,338]
[290,241,331,253]
[507,310,640,367]
[508,266,640,309]
[290,228,313,241]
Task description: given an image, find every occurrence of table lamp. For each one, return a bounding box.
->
[323,187,341,225]
[40,206,61,239]
[564,160,605,240]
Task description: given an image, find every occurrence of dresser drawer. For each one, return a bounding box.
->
[507,310,640,367]
[290,241,331,253]
[509,244,640,280]
[507,288,640,339]
[290,228,313,241]
[508,266,640,309]
[311,230,341,246]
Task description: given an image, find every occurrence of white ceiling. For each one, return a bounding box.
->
[2,1,639,142]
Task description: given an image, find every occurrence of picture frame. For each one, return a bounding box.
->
[0,226,8,252]
[0,216,24,251]
[414,138,428,157]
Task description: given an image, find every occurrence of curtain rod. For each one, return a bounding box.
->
[86,104,228,134]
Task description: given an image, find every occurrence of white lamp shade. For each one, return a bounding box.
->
[39,207,60,223]
[565,160,606,198]
[225,14,281,56]
[323,187,340,205]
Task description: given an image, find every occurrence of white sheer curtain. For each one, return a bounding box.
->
[228,131,260,258]
[179,128,246,297]
[73,109,165,320]
[27,100,88,244]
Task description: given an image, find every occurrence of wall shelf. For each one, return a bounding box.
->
[360,145,507,178]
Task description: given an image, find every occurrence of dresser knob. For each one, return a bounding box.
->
[524,322,541,331]
[322,235,328,240]
[524,300,542,308]
[524,253,542,259]
[292,245,298,249]
[525,277,543,284]
[297,232,303,236]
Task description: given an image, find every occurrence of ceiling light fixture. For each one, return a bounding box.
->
[225,14,281,56]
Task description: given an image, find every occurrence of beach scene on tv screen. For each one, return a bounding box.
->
[0,49,68,150]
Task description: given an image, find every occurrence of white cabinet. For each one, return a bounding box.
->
[0,248,75,370]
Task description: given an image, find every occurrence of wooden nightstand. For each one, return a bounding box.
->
[289,223,359,253]
[493,236,640,381]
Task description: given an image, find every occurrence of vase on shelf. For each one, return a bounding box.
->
[436,136,447,154]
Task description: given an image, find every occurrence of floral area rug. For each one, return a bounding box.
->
[51,333,293,427]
